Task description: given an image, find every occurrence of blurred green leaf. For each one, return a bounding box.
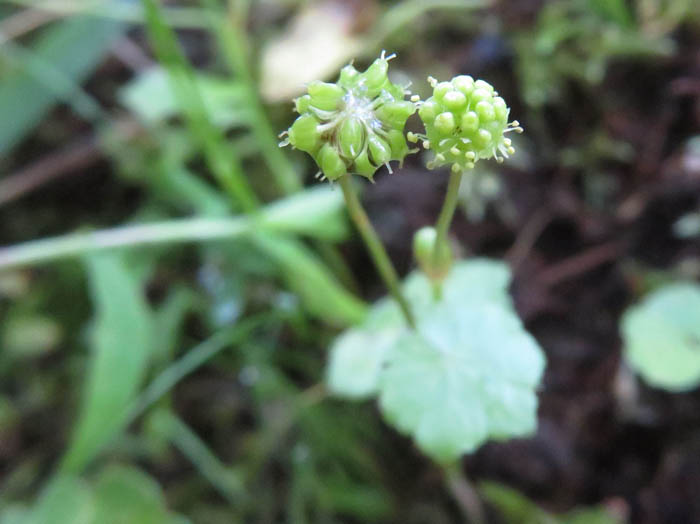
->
[60,253,153,473]
[151,288,195,364]
[92,465,175,524]
[588,0,633,27]
[622,282,700,391]
[27,476,94,524]
[481,480,620,524]
[119,67,250,127]
[0,505,30,524]
[259,185,349,241]
[254,234,367,326]
[328,260,545,463]
[0,16,124,154]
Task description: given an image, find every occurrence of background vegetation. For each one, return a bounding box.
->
[0,0,699,522]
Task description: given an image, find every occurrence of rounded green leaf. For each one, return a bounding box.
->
[622,282,700,392]
[326,259,546,463]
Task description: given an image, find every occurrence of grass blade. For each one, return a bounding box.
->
[60,252,153,473]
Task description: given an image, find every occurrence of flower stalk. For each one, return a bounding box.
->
[338,176,416,329]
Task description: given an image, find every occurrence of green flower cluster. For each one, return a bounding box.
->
[411,76,522,173]
[281,52,416,181]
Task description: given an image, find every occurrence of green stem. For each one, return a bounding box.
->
[0,217,251,270]
[444,463,485,524]
[203,0,301,195]
[431,170,463,296]
[338,176,416,329]
[142,0,259,212]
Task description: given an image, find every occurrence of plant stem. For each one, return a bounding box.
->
[338,176,416,329]
[0,217,251,270]
[203,0,302,195]
[432,170,463,296]
[444,463,485,524]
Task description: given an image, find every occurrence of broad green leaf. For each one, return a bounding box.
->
[92,465,174,524]
[327,260,545,463]
[327,301,402,398]
[27,476,94,524]
[327,260,515,398]
[622,282,700,391]
[0,16,124,154]
[119,67,250,127]
[61,254,153,472]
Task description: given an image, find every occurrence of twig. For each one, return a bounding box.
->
[0,120,142,208]
[537,241,625,287]
[506,207,553,270]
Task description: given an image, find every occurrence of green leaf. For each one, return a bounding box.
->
[27,476,94,524]
[481,480,620,524]
[0,16,124,154]
[0,505,30,524]
[253,234,367,326]
[327,259,545,463]
[92,465,174,524]
[327,301,403,398]
[622,282,700,392]
[259,186,349,241]
[60,253,153,473]
[588,0,633,27]
[119,67,250,127]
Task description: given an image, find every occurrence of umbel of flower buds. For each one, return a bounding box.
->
[280,52,416,182]
[411,76,523,174]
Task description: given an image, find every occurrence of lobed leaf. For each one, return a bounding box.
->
[327,259,546,463]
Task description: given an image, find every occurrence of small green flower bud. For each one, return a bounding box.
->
[452,75,474,95]
[493,96,508,120]
[475,129,492,148]
[471,88,491,105]
[308,81,345,111]
[434,112,456,135]
[413,226,452,281]
[443,90,467,111]
[474,79,494,94]
[288,113,320,153]
[417,76,523,172]
[339,64,360,87]
[385,129,409,162]
[354,149,376,179]
[475,100,495,122]
[338,117,365,159]
[375,100,416,129]
[368,134,391,166]
[362,56,389,89]
[295,94,311,114]
[461,111,479,132]
[317,143,346,181]
[282,51,417,181]
[418,100,439,122]
[433,81,453,102]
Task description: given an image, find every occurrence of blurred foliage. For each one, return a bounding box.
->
[621,282,700,392]
[513,0,675,109]
[0,0,698,522]
[328,260,545,463]
[481,481,621,524]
